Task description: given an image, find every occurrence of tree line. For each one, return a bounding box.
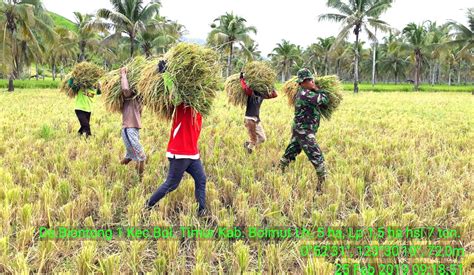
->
[1,0,472,92]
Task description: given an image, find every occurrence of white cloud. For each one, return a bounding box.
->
[43,0,472,55]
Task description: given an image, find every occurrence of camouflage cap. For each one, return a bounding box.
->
[296,68,314,83]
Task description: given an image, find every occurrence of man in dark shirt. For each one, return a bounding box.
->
[240,72,278,154]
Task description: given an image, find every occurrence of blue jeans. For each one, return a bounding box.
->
[148,158,207,211]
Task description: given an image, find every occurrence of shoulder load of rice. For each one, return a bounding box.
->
[281,76,300,106]
[138,42,221,120]
[224,74,246,107]
[101,56,149,113]
[283,74,343,120]
[225,61,277,107]
[243,61,277,95]
[59,73,75,98]
[137,58,173,120]
[60,62,105,98]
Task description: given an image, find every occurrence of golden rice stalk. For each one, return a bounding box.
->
[242,61,277,96]
[137,59,174,120]
[59,73,76,98]
[281,76,300,106]
[163,43,221,116]
[138,43,221,119]
[225,74,247,107]
[315,75,344,120]
[71,62,104,89]
[283,74,343,120]
[59,62,104,98]
[101,56,149,113]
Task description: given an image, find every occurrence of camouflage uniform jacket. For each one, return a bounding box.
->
[293,88,330,133]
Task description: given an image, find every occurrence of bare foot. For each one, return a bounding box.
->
[120,158,132,165]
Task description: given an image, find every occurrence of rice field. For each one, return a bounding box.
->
[0,89,472,273]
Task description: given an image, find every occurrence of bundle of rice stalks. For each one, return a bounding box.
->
[137,59,174,120]
[242,61,276,96]
[315,75,343,120]
[283,74,343,120]
[101,56,149,113]
[281,76,300,106]
[71,62,105,90]
[59,73,76,98]
[59,62,104,98]
[138,43,221,119]
[224,74,246,107]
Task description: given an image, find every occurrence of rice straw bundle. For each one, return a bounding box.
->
[71,62,104,89]
[242,61,276,96]
[59,73,76,98]
[315,75,343,120]
[224,74,246,107]
[283,74,343,120]
[138,43,221,119]
[101,56,149,113]
[59,62,104,98]
[100,72,121,112]
[137,59,174,120]
[281,76,300,106]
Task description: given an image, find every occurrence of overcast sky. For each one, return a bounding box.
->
[43,0,472,55]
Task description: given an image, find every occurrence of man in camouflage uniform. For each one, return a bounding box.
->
[279,68,329,191]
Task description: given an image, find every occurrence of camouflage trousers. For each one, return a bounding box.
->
[280,128,326,176]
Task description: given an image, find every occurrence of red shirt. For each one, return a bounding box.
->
[166,104,202,159]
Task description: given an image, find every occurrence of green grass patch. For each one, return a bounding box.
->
[48,12,76,32]
[0,79,60,89]
[2,79,472,92]
[342,83,474,92]
[37,124,54,140]
[274,82,473,92]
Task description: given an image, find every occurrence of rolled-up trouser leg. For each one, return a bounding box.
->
[255,122,267,145]
[244,118,258,149]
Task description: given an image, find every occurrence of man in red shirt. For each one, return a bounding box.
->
[239,72,278,154]
[146,103,207,216]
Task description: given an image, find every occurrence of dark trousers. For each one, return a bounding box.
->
[75,110,91,137]
[148,158,207,211]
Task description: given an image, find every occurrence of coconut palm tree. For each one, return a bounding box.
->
[319,0,393,93]
[305,37,335,75]
[0,0,55,91]
[425,22,451,85]
[303,43,324,75]
[93,0,161,57]
[448,8,473,54]
[73,12,101,62]
[402,22,429,91]
[317,37,335,75]
[331,40,352,79]
[241,40,261,62]
[46,27,77,80]
[269,40,302,82]
[378,33,409,83]
[209,12,257,77]
[136,16,185,57]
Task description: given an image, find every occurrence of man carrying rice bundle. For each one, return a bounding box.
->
[68,78,98,138]
[146,103,208,217]
[145,60,208,217]
[120,67,146,180]
[279,68,329,191]
[65,62,104,138]
[239,71,278,154]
